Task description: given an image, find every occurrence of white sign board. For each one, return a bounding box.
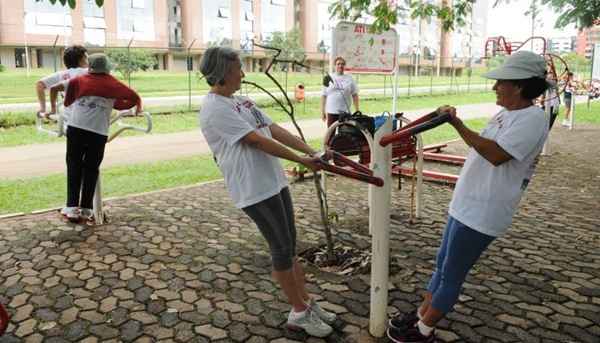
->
[592,43,600,80]
[332,22,398,74]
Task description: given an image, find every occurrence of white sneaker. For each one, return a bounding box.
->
[309,298,337,325]
[286,307,333,338]
[562,119,569,127]
[61,207,79,222]
[80,208,95,224]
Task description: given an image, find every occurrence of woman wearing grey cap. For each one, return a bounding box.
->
[197,47,335,338]
[388,51,550,343]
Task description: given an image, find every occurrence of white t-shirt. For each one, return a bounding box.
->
[62,79,115,136]
[198,93,288,209]
[449,105,548,237]
[40,68,88,123]
[322,73,358,114]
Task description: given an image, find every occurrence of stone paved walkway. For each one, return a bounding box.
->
[0,124,599,342]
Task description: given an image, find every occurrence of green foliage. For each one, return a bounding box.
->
[486,55,506,69]
[35,0,103,9]
[0,112,35,129]
[106,48,157,80]
[264,28,306,70]
[330,0,475,33]
[561,52,590,71]
[0,64,5,72]
[541,0,600,29]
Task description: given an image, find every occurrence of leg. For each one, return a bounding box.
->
[418,217,456,318]
[66,126,85,207]
[424,219,495,326]
[79,131,107,210]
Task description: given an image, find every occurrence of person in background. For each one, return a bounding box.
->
[387,51,550,343]
[198,47,336,338]
[320,56,359,126]
[36,45,88,120]
[49,53,142,224]
[562,71,575,126]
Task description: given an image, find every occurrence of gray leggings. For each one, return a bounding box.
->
[242,187,296,271]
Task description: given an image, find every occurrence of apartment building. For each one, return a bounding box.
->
[548,36,575,55]
[576,25,600,59]
[0,0,478,73]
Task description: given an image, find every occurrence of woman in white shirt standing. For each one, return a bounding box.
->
[198,47,336,338]
[387,51,550,343]
[320,56,360,126]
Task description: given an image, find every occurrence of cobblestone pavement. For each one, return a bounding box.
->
[1,124,599,342]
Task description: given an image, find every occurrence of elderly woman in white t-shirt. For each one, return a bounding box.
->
[320,56,360,126]
[198,47,335,338]
[387,51,550,343]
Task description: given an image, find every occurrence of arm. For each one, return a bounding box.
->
[443,106,512,166]
[352,93,359,112]
[36,81,47,113]
[241,131,321,171]
[320,95,327,121]
[269,123,318,156]
[49,83,65,114]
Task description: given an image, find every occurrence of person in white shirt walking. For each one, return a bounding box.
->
[387,51,550,343]
[198,47,336,338]
[320,56,359,126]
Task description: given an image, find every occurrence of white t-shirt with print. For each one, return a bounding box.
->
[449,105,548,237]
[40,67,88,123]
[322,73,358,114]
[198,93,288,209]
[62,79,115,137]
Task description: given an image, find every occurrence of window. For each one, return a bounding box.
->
[132,0,145,9]
[218,7,230,18]
[83,0,104,17]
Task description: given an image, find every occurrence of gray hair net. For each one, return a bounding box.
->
[200,47,239,86]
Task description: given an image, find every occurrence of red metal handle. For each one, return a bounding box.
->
[316,161,383,187]
[331,151,373,176]
[380,112,451,147]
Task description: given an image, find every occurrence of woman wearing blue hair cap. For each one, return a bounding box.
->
[387,51,550,343]
[197,47,336,338]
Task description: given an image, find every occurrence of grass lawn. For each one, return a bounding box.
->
[0,119,485,215]
[2,100,598,215]
[0,91,496,147]
[0,68,494,104]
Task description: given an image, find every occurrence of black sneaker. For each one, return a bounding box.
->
[387,325,435,343]
[388,310,419,330]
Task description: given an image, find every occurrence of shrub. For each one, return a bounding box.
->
[0,112,35,128]
[0,64,5,72]
[106,48,157,80]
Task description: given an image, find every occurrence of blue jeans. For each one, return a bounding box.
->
[427,216,495,313]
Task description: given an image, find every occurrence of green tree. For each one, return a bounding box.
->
[35,0,103,8]
[106,48,156,80]
[330,0,600,34]
[263,28,306,71]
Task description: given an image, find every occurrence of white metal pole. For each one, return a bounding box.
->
[415,134,424,217]
[368,116,392,338]
[541,91,551,155]
[568,94,575,130]
[93,176,104,225]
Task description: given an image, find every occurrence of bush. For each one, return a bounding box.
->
[106,48,157,80]
[0,112,35,128]
[0,64,5,72]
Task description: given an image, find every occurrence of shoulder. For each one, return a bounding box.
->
[506,106,546,126]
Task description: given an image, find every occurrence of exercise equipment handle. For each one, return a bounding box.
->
[107,110,153,143]
[380,112,452,147]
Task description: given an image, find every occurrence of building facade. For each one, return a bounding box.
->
[0,0,487,72]
[576,25,600,59]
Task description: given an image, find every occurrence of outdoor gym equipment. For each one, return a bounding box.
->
[36,109,152,225]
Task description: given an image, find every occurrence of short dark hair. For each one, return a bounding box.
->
[511,77,549,100]
[63,45,87,69]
